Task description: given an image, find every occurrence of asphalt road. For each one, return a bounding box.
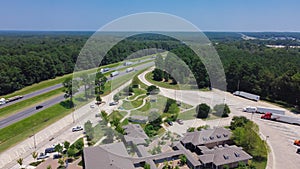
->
[0,57,154,109]
[0,61,154,129]
[138,68,300,169]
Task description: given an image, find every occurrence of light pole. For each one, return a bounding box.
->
[32,128,36,149]
[266,135,269,142]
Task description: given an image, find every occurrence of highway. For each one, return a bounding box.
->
[0,57,154,109]
[0,61,154,129]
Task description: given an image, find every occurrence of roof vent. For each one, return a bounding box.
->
[209,136,214,140]
[234,152,240,157]
[223,134,228,137]
[203,137,208,141]
[223,154,229,160]
[216,134,221,138]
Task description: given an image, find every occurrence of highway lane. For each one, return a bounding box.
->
[0,57,154,109]
[0,61,154,129]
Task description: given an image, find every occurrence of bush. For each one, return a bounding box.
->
[213,104,230,117]
[196,103,211,118]
[147,85,159,94]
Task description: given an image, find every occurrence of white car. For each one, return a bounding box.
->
[90,104,95,108]
[72,126,83,132]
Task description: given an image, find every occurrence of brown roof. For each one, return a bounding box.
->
[181,127,231,146]
[83,142,135,169]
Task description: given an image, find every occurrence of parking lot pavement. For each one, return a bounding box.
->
[1,80,132,169]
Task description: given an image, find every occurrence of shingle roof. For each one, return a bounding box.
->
[181,127,231,146]
[200,145,252,166]
[123,124,149,145]
[83,142,135,169]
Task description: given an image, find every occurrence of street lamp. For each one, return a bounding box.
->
[266,135,269,142]
[32,128,36,149]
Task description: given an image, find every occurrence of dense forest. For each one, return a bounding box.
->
[0,31,299,109]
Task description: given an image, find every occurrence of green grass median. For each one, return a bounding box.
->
[0,88,64,120]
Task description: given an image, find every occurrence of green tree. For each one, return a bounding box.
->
[144,163,150,169]
[179,154,187,165]
[213,104,231,117]
[84,120,94,141]
[95,71,107,94]
[147,85,159,94]
[167,103,179,114]
[54,144,63,156]
[63,141,70,151]
[153,68,164,81]
[196,103,211,118]
[113,94,120,102]
[58,158,64,167]
[46,165,52,169]
[187,127,195,132]
[67,148,76,157]
[63,77,79,107]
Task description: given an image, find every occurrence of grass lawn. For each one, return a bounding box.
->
[131,95,167,116]
[178,108,197,120]
[145,71,210,91]
[0,102,74,152]
[128,88,147,100]
[108,111,126,121]
[0,87,64,120]
[122,95,147,110]
[251,160,267,169]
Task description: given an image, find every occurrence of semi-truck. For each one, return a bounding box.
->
[233,91,260,101]
[110,71,119,77]
[243,106,285,115]
[126,67,134,73]
[261,112,300,125]
[0,95,23,106]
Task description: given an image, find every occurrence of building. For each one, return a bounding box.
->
[181,127,232,151]
[83,127,252,169]
[199,145,252,169]
[123,124,149,145]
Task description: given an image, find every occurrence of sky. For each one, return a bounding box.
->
[1,0,300,32]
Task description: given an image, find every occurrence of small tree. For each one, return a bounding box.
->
[58,158,64,167]
[96,95,102,104]
[16,158,23,168]
[179,154,187,165]
[84,120,94,141]
[144,163,151,169]
[46,165,52,169]
[213,104,231,117]
[187,127,195,132]
[147,85,159,94]
[67,148,76,158]
[54,144,63,156]
[64,141,70,152]
[113,94,120,102]
[197,125,210,131]
[32,151,38,162]
[196,103,211,118]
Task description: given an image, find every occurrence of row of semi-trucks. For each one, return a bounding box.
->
[110,67,135,77]
[0,95,23,106]
[244,106,300,125]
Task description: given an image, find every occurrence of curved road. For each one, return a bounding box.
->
[138,68,300,169]
[0,61,154,129]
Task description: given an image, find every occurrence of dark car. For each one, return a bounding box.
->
[297,148,300,154]
[36,105,43,110]
[167,121,173,126]
[53,154,62,159]
[45,147,55,154]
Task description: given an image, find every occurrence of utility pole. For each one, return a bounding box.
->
[32,128,36,149]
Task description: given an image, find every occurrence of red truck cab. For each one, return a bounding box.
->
[261,112,272,119]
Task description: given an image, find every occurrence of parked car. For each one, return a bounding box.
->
[167,121,173,126]
[53,154,62,159]
[95,113,101,117]
[294,140,300,146]
[72,126,83,132]
[297,148,300,154]
[90,104,95,108]
[109,102,118,106]
[177,119,184,125]
[45,147,55,154]
[36,105,43,110]
[37,153,49,160]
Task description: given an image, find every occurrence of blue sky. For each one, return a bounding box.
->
[1,0,300,31]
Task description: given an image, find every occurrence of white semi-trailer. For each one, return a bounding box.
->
[243,106,285,115]
[110,71,119,77]
[233,91,260,101]
[261,113,300,125]
[126,67,134,73]
[256,106,285,115]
